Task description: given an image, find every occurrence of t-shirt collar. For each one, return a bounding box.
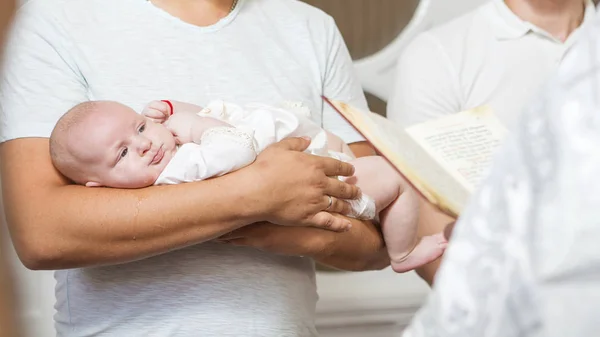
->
[489,0,596,43]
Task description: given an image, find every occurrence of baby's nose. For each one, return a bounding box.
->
[137,137,152,155]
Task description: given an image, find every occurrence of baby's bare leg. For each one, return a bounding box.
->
[326,131,355,158]
[349,156,447,273]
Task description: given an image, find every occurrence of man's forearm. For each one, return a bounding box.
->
[22,179,250,269]
[3,137,362,271]
[216,219,387,271]
[1,139,254,270]
[311,216,390,271]
[348,141,376,157]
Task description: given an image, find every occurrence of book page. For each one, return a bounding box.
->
[405,106,507,193]
[324,98,472,217]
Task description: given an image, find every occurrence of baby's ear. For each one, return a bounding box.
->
[85,181,103,187]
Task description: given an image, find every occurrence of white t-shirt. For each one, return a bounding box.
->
[404,10,600,337]
[0,0,367,335]
[387,0,596,129]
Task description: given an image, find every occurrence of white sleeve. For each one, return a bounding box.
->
[403,137,532,337]
[0,2,88,142]
[387,33,462,128]
[155,128,257,185]
[406,24,600,337]
[320,16,367,144]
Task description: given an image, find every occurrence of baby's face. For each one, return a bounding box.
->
[74,102,177,188]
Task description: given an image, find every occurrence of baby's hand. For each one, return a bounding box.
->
[164,111,199,144]
[142,100,171,124]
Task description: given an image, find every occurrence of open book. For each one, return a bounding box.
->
[324,97,507,217]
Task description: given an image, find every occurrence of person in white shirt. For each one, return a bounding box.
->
[0,0,401,335]
[387,0,595,285]
[404,10,600,337]
[49,99,447,273]
[389,0,595,129]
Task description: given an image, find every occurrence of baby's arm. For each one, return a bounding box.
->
[142,99,233,144]
[156,128,257,184]
[165,111,234,145]
[142,99,205,123]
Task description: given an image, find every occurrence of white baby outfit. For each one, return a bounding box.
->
[155,100,376,220]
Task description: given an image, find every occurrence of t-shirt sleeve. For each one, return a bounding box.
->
[386,32,462,128]
[319,16,367,144]
[0,2,88,143]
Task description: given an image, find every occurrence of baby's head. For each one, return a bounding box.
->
[50,101,177,188]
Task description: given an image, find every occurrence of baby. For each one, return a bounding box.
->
[49,99,447,273]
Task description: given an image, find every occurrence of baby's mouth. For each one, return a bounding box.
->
[150,146,164,165]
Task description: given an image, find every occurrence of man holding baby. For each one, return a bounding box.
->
[0,0,409,336]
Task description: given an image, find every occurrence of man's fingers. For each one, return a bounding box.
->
[324,196,352,215]
[311,212,351,232]
[325,177,360,200]
[273,137,311,152]
[319,157,355,177]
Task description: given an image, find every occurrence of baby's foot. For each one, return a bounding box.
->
[390,232,448,273]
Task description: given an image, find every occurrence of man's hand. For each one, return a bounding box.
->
[217,217,389,271]
[217,222,324,256]
[237,137,359,232]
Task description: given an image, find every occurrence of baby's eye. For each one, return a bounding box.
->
[120,148,128,159]
[139,124,146,133]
